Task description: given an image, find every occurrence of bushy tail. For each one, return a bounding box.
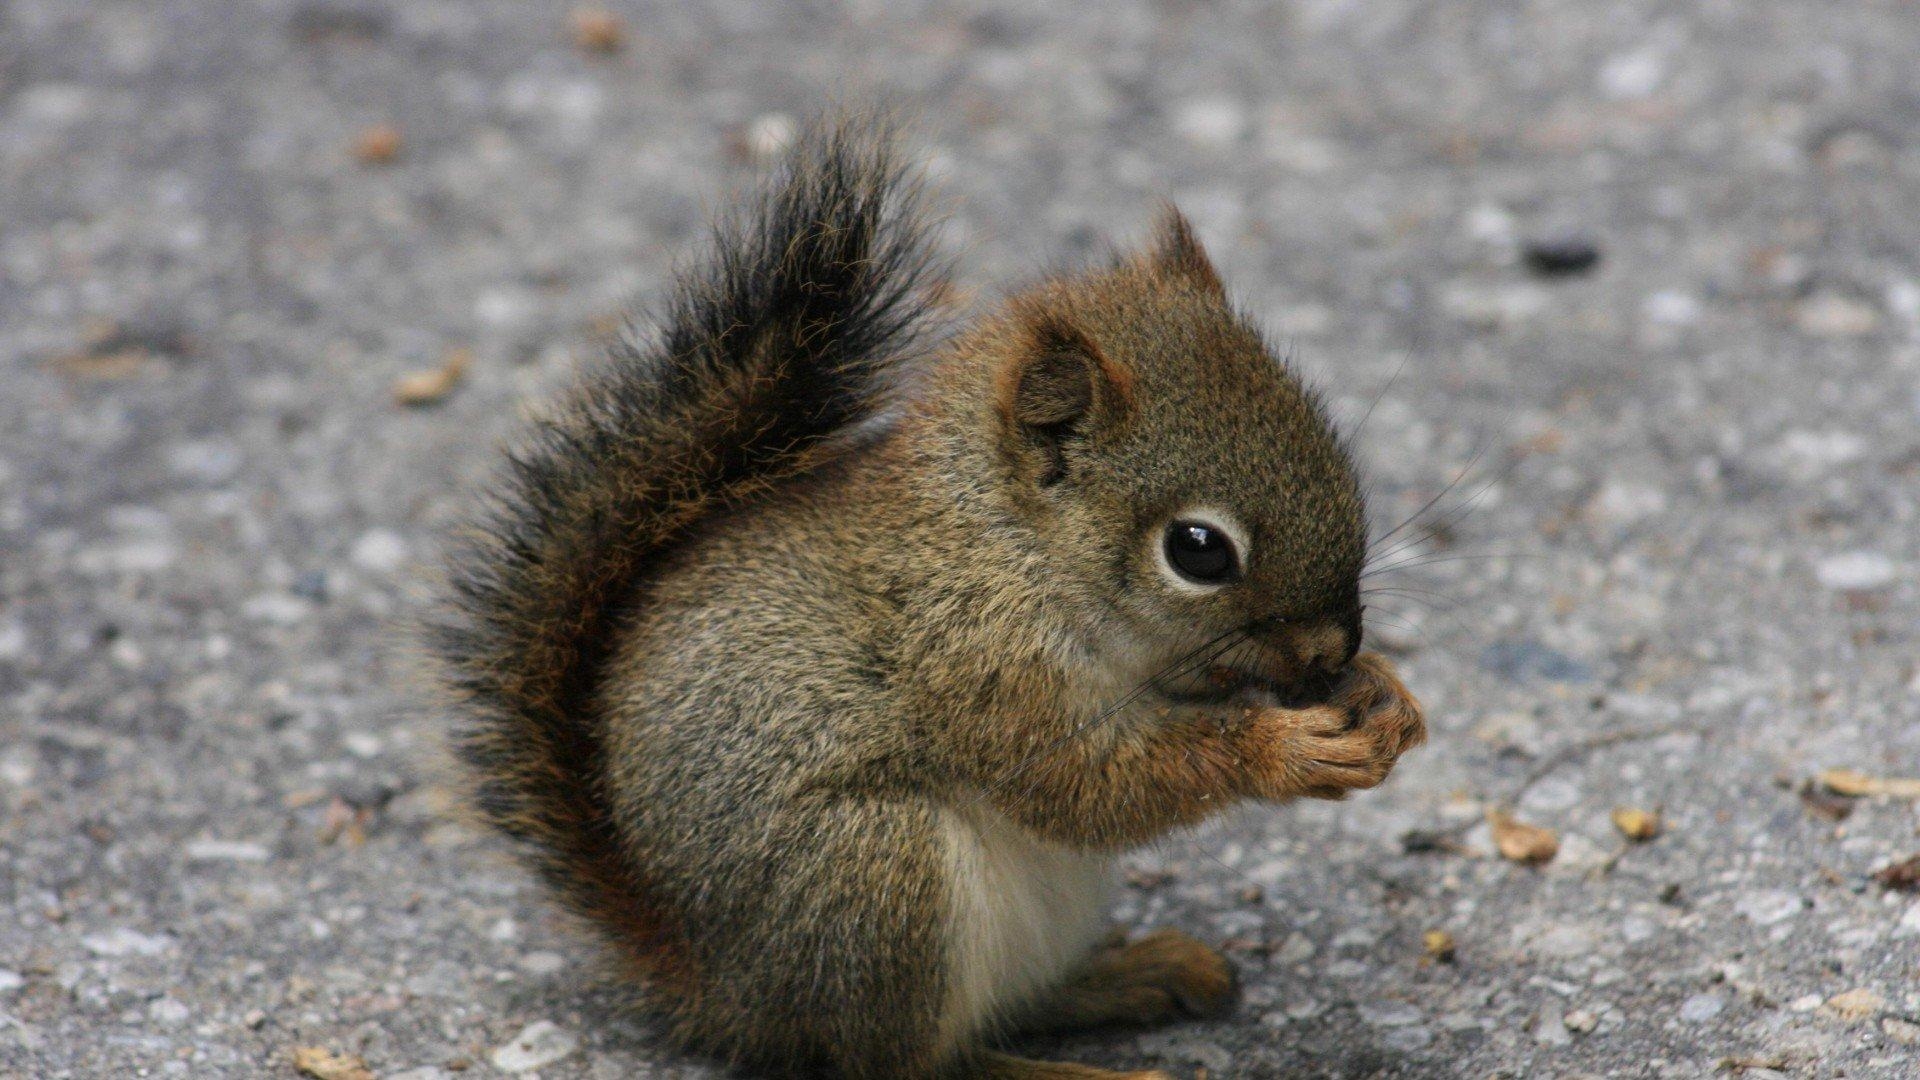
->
[432,121,940,982]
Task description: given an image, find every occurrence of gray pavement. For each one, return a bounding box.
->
[4,1,1920,1077]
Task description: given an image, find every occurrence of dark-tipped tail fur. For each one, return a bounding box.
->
[431,119,941,985]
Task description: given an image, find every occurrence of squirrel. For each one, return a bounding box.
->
[432,119,1426,1080]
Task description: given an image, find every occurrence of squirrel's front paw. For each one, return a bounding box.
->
[1242,652,1425,800]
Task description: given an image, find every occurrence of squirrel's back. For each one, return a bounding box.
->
[431,121,942,987]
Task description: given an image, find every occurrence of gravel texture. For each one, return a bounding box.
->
[5,2,1920,1077]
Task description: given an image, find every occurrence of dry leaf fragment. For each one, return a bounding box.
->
[1488,808,1559,864]
[1611,806,1662,842]
[1818,768,1920,799]
[1422,929,1456,963]
[352,124,403,165]
[571,7,626,52]
[1871,853,1920,892]
[292,1046,375,1080]
[393,348,471,407]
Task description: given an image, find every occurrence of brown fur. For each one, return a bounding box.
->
[433,120,1425,1079]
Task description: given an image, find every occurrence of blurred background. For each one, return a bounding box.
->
[3,1,1919,1077]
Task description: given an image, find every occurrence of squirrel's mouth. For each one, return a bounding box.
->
[1160,663,1346,710]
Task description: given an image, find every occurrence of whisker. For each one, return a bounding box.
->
[1367,442,1489,558]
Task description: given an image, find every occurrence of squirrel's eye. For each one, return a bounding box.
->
[1164,521,1239,584]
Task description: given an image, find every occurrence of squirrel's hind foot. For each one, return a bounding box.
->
[1019,928,1239,1036]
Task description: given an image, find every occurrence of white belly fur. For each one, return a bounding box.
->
[937,800,1114,1052]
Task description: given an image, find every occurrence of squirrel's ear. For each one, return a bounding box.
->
[997,307,1133,486]
[1149,206,1224,296]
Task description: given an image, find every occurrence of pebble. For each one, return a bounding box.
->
[1823,988,1884,1022]
[1735,890,1804,926]
[491,1020,580,1072]
[242,593,312,626]
[1678,993,1725,1022]
[350,529,410,573]
[1642,290,1701,327]
[518,951,566,976]
[0,970,22,993]
[742,113,797,162]
[1795,292,1880,338]
[1586,479,1668,526]
[1598,45,1665,99]
[1883,1017,1920,1045]
[1522,237,1602,278]
[185,839,271,862]
[1813,552,1896,592]
[1173,97,1248,149]
[147,997,189,1025]
[82,929,176,957]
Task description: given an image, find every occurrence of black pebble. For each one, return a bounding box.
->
[1523,237,1602,277]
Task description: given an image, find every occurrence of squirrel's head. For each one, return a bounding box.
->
[969,209,1367,704]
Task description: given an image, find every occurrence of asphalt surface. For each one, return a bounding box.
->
[5,1,1920,1077]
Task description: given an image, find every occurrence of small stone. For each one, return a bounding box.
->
[1735,890,1803,927]
[82,928,176,957]
[1822,988,1884,1022]
[1563,1009,1599,1034]
[1586,479,1668,526]
[1174,97,1248,148]
[0,970,21,993]
[1599,45,1665,99]
[350,529,410,572]
[1814,552,1897,592]
[1678,993,1725,1022]
[1795,292,1880,338]
[1422,929,1456,963]
[351,123,403,165]
[1787,994,1824,1012]
[1642,290,1701,327]
[186,839,271,862]
[518,951,566,976]
[147,997,190,1025]
[491,1020,579,1072]
[1523,237,1602,278]
[739,113,797,163]
[1610,807,1661,842]
[1882,1017,1920,1045]
[243,593,311,626]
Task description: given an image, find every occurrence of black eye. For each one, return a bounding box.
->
[1164,521,1239,584]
